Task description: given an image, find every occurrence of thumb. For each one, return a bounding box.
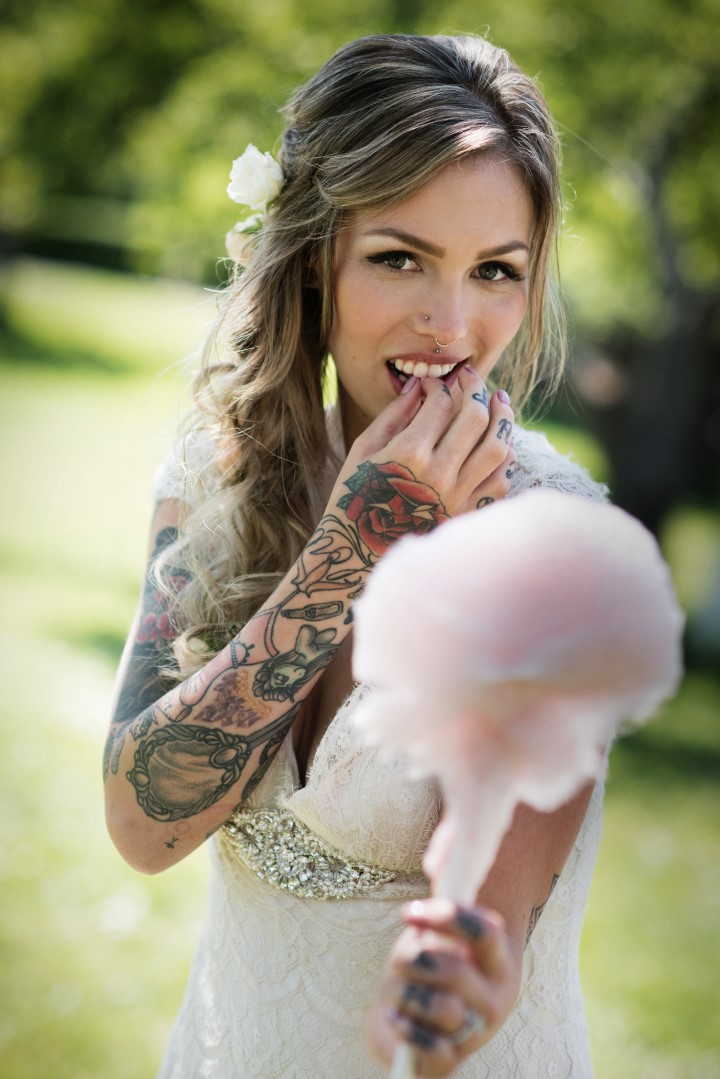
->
[353,378,421,458]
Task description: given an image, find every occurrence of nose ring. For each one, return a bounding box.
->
[423,315,453,353]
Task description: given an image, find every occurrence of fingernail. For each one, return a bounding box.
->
[455,908,486,941]
[402,983,434,1010]
[401,375,418,395]
[464,363,475,374]
[408,1022,438,1050]
[497,388,510,404]
[411,950,440,972]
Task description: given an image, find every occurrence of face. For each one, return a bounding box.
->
[327,155,535,444]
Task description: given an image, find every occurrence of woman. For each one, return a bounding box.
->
[104,33,608,1078]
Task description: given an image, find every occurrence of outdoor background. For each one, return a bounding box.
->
[1,0,718,1076]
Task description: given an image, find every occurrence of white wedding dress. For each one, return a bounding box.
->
[154,423,608,1079]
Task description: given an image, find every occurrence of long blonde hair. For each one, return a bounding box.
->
[163,33,566,676]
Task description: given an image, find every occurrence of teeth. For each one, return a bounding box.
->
[391,359,457,378]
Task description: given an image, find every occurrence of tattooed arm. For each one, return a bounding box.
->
[105,370,515,873]
[105,487,383,873]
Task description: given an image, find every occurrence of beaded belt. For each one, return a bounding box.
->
[220,805,397,900]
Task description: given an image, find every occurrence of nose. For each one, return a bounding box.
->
[418,280,470,349]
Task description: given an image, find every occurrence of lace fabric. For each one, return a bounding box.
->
[155,424,609,1078]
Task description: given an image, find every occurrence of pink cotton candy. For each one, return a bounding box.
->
[352,490,684,902]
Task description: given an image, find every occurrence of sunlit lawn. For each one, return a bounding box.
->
[1,260,718,1078]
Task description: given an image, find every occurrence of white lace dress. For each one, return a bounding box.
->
[154,425,609,1079]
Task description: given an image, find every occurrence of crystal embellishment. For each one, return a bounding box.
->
[221,805,396,900]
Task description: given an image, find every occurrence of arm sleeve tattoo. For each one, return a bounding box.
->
[106,463,448,833]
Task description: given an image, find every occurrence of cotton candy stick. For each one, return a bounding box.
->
[351,490,684,1077]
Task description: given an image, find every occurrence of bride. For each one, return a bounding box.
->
[104,33,609,1078]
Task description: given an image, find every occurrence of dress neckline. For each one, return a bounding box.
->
[286,684,362,793]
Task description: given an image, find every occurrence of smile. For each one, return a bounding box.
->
[389,358,460,381]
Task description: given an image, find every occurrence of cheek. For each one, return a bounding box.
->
[497,290,529,344]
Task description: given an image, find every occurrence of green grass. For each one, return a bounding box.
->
[583,676,720,1078]
[1,259,718,1078]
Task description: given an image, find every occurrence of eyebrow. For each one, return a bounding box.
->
[363,227,529,261]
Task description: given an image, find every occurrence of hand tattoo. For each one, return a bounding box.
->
[336,460,448,558]
[497,418,513,444]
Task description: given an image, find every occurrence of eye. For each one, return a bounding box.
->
[366,250,419,272]
[477,261,524,282]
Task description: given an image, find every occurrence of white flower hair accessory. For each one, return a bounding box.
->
[225,144,284,262]
[225,214,263,264]
[227,144,284,212]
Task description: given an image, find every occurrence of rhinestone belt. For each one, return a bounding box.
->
[221,805,397,900]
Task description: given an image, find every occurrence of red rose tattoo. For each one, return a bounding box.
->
[336,461,449,558]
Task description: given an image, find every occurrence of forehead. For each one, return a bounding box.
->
[341,156,534,252]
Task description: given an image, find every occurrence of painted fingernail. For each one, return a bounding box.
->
[402,983,434,1010]
[455,908,486,941]
[411,950,440,972]
[497,388,510,404]
[408,1022,438,1050]
[401,375,418,395]
[464,363,475,373]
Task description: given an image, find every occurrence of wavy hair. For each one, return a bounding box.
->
[162,33,566,676]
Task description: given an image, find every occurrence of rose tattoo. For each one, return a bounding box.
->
[337,461,448,558]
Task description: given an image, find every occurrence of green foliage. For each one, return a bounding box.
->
[2,0,717,336]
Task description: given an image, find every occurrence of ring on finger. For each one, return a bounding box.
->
[448,1008,486,1045]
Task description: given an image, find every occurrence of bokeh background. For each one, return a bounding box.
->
[1,1,719,1076]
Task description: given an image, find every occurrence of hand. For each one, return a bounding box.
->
[367,898,520,1079]
[329,367,516,554]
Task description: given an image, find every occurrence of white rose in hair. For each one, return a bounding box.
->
[225,214,263,263]
[227,145,284,211]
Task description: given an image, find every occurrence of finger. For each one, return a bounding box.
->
[432,364,492,458]
[397,375,457,452]
[468,444,518,508]
[353,376,423,457]
[457,363,491,412]
[383,929,499,1062]
[390,925,471,981]
[387,1013,459,1079]
[389,928,488,1016]
[402,899,512,983]
[392,980,466,1033]
[488,389,514,446]
[456,390,514,499]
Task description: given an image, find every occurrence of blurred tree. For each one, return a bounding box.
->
[0,0,396,273]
